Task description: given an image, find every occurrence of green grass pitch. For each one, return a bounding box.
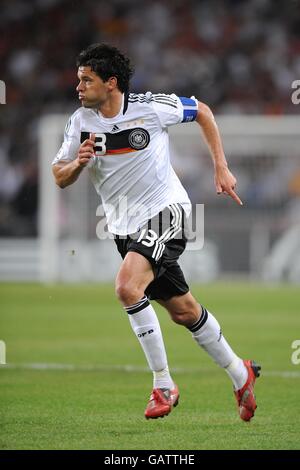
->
[0,282,300,450]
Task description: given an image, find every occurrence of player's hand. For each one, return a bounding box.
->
[77,133,95,167]
[214,164,243,206]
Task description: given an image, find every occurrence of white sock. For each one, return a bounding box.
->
[225,355,248,390]
[190,306,247,390]
[125,296,174,390]
[153,366,174,390]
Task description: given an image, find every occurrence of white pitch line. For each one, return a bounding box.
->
[1,363,300,378]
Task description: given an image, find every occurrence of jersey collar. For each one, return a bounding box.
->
[123,92,129,115]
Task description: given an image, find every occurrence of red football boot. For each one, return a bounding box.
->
[234,360,261,422]
[145,384,179,419]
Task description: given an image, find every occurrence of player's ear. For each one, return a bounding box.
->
[107,76,118,90]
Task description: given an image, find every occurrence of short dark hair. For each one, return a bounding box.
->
[76,43,134,93]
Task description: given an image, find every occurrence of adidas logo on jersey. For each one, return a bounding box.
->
[111,124,120,132]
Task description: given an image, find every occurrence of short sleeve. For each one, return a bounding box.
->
[52,111,81,165]
[151,93,198,128]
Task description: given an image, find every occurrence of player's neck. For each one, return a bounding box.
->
[98,91,123,118]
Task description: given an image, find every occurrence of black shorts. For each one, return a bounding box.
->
[114,204,190,301]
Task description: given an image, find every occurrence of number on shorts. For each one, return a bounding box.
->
[137,229,158,247]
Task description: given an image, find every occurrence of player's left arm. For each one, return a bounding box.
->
[195,101,243,206]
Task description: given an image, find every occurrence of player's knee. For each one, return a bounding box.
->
[169,300,200,327]
[170,312,187,326]
[170,311,194,326]
[115,281,144,306]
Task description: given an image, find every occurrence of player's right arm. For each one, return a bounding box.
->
[52,110,96,188]
[52,134,95,188]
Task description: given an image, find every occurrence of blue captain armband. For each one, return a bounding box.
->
[179,96,198,122]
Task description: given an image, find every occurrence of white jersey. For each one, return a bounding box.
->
[53,92,198,235]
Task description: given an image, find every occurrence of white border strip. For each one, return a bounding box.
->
[1,363,300,378]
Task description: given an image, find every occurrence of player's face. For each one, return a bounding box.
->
[76,66,110,108]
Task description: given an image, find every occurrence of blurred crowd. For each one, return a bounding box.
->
[0,0,300,236]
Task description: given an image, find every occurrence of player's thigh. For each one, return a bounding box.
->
[116,251,154,292]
